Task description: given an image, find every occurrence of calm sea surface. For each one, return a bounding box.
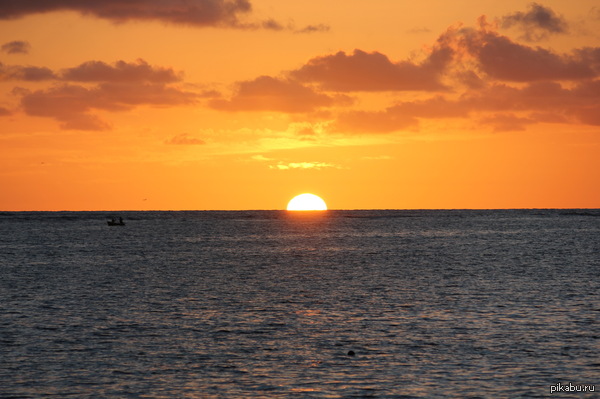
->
[0,210,598,398]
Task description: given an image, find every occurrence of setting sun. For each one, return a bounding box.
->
[287,193,328,211]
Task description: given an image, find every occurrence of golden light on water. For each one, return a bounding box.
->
[286,193,328,211]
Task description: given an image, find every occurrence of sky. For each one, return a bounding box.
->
[1,0,599,210]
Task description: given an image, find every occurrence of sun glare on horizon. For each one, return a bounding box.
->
[287,193,328,211]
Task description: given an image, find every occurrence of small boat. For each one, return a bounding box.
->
[107,217,125,226]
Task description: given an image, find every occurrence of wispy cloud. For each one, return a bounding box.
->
[1,40,31,54]
[165,133,206,145]
[270,161,339,170]
[251,155,339,170]
[295,24,330,34]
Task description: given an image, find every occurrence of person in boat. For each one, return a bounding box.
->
[119,217,123,224]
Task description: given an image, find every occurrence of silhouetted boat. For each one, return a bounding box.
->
[107,218,125,226]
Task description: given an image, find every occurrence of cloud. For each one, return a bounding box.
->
[1,40,31,54]
[0,0,254,28]
[458,26,597,82]
[61,59,181,83]
[251,154,272,161]
[331,74,600,134]
[406,27,432,34]
[209,75,351,113]
[391,96,470,119]
[290,48,451,92]
[260,18,285,31]
[251,154,338,170]
[165,133,206,145]
[0,107,12,116]
[270,161,338,170]
[331,95,470,134]
[19,82,197,130]
[0,1,327,33]
[297,12,600,134]
[2,58,196,130]
[333,109,418,134]
[295,24,330,34]
[1,59,183,83]
[479,113,535,132]
[0,63,56,81]
[463,80,599,114]
[501,3,568,41]
[576,106,600,125]
[575,47,600,75]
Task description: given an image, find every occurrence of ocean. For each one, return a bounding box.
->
[0,209,598,398]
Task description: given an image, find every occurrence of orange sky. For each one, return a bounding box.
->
[1,0,599,210]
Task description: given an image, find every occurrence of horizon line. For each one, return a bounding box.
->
[2,207,599,212]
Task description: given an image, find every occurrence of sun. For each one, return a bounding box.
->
[287,193,328,211]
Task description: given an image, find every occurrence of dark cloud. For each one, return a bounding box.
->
[468,79,600,126]
[1,40,31,54]
[3,58,197,130]
[332,76,600,134]
[166,133,206,145]
[94,82,198,106]
[460,28,597,81]
[435,80,600,129]
[295,24,330,34]
[0,107,12,116]
[0,0,253,27]
[0,63,56,81]
[19,82,197,130]
[575,47,600,75]
[290,48,450,92]
[501,3,568,41]
[61,59,181,83]
[261,18,285,31]
[464,81,598,114]
[209,76,351,113]
[0,1,325,32]
[204,14,599,133]
[1,59,181,83]
[19,85,112,130]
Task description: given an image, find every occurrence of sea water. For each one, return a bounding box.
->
[0,210,598,398]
